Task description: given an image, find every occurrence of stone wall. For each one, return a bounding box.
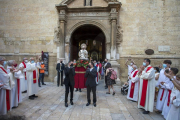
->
[118,0,180,82]
[0,0,180,83]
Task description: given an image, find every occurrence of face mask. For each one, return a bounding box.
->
[41,62,44,64]
[25,60,28,63]
[3,61,7,67]
[163,64,167,68]
[14,64,17,67]
[143,62,146,66]
[70,64,73,66]
[130,63,133,66]
[60,61,62,63]
[154,70,157,72]
[31,60,34,63]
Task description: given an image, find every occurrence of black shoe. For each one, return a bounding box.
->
[75,89,78,92]
[65,103,68,107]
[86,103,90,106]
[106,92,110,94]
[105,87,108,89]
[143,111,149,114]
[93,103,96,107]
[39,86,41,87]
[22,90,27,93]
[33,94,38,98]
[113,92,115,96]
[79,89,82,92]
[42,83,46,85]
[29,96,34,100]
[70,101,74,105]
[12,106,18,109]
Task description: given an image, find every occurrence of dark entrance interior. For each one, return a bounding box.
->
[70,25,106,62]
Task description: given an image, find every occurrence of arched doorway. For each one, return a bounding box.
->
[70,25,106,62]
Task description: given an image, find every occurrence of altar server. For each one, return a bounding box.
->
[162,68,178,119]
[19,57,28,93]
[156,60,172,113]
[166,74,180,120]
[127,65,139,101]
[7,60,19,108]
[14,63,23,103]
[0,56,11,115]
[26,57,38,100]
[137,59,155,114]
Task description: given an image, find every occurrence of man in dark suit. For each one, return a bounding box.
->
[85,62,97,107]
[56,59,65,87]
[64,61,75,107]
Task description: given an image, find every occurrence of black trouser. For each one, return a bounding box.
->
[105,76,107,87]
[87,86,96,103]
[65,83,74,103]
[39,73,44,86]
[57,72,63,86]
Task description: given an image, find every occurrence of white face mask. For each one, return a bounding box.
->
[25,60,28,63]
[130,63,133,66]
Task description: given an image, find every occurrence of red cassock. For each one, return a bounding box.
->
[74,67,87,89]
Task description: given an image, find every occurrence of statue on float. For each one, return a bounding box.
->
[78,43,88,60]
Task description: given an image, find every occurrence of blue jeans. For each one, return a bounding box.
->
[39,73,44,86]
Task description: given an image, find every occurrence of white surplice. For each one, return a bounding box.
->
[19,62,27,92]
[138,65,155,112]
[162,77,174,119]
[26,62,38,96]
[0,65,11,115]
[7,66,18,108]
[127,69,139,101]
[14,70,22,103]
[166,86,180,120]
[156,68,170,111]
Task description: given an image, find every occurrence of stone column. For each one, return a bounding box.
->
[109,8,120,81]
[110,19,117,61]
[57,10,66,62]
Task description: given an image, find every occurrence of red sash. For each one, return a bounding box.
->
[6,90,10,111]
[33,70,36,83]
[129,70,138,98]
[140,66,152,107]
[22,62,27,80]
[160,89,165,101]
[17,79,20,102]
[0,67,8,74]
[167,90,171,106]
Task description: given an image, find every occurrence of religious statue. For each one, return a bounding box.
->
[78,43,88,60]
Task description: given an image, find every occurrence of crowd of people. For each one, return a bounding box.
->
[0,56,45,115]
[1,56,180,120]
[123,59,180,120]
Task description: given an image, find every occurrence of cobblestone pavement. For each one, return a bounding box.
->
[4,80,165,120]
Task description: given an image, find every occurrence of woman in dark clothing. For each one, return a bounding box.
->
[105,64,116,95]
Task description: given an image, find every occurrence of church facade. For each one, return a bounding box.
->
[0,0,180,83]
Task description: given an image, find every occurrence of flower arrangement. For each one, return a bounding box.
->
[73,60,89,69]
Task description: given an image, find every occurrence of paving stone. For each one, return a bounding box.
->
[3,80,165,120]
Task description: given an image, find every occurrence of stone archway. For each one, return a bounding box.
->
[68,24,106,61]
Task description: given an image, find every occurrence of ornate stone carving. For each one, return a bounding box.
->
[53,27,60,43]
[116,25,123,44]
[85,0,92,6]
